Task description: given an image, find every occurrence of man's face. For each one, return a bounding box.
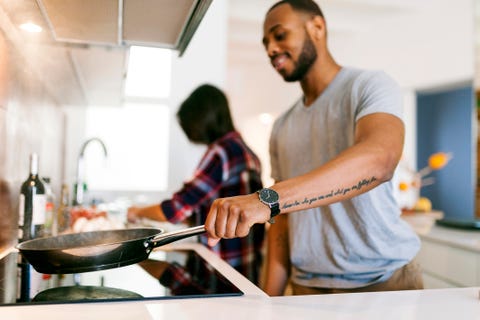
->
[262,4,318,82]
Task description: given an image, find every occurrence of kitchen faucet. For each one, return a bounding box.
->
[73,137,108,206]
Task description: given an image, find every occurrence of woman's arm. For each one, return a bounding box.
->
[127,204,168,222]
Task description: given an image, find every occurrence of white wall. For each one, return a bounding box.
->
[164,0,228,196]
[326,0,475,90]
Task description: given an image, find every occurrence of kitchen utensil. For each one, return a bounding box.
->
[16,225,205,274]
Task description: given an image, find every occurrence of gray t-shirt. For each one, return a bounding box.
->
[269,67,420,288]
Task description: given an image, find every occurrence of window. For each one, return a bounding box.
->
[83,46,173,192]
[124,46,172,99]
[84,103,170,191]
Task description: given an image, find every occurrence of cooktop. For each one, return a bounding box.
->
[0,249,243,306]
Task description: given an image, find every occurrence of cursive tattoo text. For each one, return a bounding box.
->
[281,176,377,210]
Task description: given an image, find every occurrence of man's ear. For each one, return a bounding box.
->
[307,16,326,40]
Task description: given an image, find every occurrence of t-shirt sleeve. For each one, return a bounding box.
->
[269,120,281,182]
[353,71,403,123]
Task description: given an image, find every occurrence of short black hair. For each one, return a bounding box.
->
[177,84,235,145]
[268,0,324,18]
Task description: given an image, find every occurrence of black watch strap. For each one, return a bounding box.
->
[268,203,281,224]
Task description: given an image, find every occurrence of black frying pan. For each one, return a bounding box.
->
[16,225,205,274]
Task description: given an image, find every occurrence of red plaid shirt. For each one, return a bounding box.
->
[161,131,265,284]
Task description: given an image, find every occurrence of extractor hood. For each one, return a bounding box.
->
[36,0,212,56]
[0,0,213,107]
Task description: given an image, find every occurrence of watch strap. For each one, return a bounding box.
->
[268,203,281,224]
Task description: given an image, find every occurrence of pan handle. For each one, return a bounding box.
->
[149,225,206,248]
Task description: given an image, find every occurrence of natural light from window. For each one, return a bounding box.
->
[84,103,170,191]
[82,46,173,192]
[124,46,172,98]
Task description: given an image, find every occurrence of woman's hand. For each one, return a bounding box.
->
[127,206,142,223]
[127,204,167,223]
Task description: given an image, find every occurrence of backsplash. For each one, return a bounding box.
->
[0,29,65,251]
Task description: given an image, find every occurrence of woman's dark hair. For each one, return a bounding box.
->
[268,0,324,18]
[177,84,235,145]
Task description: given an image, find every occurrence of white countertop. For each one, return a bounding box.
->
[420,224,480,252]
[5,217,480,319]
[2,242,480,319]
[401,212,480,252]
[1,286,479,319]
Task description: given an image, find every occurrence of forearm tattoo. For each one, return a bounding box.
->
[281,176,377,210]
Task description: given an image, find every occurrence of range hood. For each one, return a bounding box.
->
[37,0,212,56]
[0,0,213,107]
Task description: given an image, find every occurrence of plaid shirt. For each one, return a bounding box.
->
[161,131,265,284]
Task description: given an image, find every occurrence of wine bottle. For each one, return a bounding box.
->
[17,153,46,302]
[18,153,46,241]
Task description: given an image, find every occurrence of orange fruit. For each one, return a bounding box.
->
[428,152,451,170]
[414,197,432,212]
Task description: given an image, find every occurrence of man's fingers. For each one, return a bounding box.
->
[207,237,220,247]
[225,205,240,238]
[205,195,258,243]
[205,204,221,247]
[205,201,219,238]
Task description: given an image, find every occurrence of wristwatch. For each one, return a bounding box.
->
[257,188,280,223]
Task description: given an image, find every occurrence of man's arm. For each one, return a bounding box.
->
[205,112,404,245]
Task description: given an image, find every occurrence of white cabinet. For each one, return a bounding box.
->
[415,225,480,289]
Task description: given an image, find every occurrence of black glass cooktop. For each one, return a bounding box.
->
[0,249,243,306]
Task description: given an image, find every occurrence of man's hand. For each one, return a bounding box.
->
[205,193,271,247]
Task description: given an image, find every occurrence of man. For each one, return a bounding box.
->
[205,0,422,295]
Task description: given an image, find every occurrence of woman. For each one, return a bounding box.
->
[128,84,265,284]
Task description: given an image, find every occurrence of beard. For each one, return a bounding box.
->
[283,34,317,82]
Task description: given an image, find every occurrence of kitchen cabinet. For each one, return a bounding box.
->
[415,224,480,288]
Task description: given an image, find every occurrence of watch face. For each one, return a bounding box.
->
[259,188,279,205]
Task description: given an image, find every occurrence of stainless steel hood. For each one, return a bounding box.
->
[0,0,212,107]
[37,0,212,56]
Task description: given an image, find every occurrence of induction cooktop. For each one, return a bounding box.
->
[0,249,243,306]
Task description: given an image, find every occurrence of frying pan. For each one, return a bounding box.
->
[16,225,205,274]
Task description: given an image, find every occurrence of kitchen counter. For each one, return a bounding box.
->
[420,224,480,253]
[1,242,480,319]
[401,212,480,253]
[0,285,479,319]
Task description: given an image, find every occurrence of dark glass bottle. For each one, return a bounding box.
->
[18,153,46,241]
[17,153,46,302]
